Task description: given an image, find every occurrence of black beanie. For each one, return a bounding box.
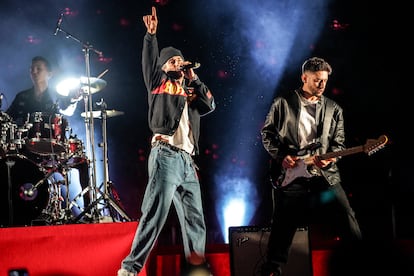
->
[158,46,184,66]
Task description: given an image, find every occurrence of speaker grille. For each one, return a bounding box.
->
[229,226,311,276]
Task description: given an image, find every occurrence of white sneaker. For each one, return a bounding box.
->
[117,268,136,276]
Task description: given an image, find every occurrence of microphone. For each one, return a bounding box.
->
[53,13,64,36]
[180,62,201,71]
[0,93,3,109]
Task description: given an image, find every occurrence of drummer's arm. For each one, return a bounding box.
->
[59,102,78,116]
[57,93,81,117]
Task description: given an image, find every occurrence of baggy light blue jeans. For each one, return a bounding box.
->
[121,142,207,273]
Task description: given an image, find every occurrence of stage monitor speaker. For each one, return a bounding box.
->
[229,226,311,276]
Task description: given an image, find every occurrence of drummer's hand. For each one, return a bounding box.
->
[71,97,82,103]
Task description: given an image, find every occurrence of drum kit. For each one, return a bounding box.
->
[0,77,129,227]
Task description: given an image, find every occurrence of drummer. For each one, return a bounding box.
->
[6,56,81,125]
[5,55,85,221]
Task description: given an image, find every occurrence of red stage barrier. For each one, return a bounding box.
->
[3,222,412,275]
[0,222,230,276]
[0,222,143,276]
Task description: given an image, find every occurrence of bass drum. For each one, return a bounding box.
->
[0,154,49,227]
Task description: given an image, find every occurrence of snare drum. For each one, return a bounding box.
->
[25,112,68,155]
[66,137,87,165]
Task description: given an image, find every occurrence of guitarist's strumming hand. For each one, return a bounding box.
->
[282,155,299,169]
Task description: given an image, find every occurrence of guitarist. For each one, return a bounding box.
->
[260,57,362,276]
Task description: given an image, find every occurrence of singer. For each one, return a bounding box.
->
[117,6,215,276]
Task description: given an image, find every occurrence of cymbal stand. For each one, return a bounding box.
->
[55,20,101,221]
[79,99,130,222]
[6,158,15,226]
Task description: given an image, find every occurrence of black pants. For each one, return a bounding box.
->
[265,177,362,265]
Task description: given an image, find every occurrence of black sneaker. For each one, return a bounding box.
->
[260,262,282,276]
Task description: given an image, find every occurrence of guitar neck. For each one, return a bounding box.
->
[319,145,364,160]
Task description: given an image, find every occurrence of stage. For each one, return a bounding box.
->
[0,221,230,276]
[1,222,413,276]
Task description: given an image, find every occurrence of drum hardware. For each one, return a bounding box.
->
[41,177,66,224]
[24,154,80,225]
[41,163,78,225]
[6,157,15,226]
[22,161,61,199]
[80,109,124,119]
[0,120,29,156]
[72,99,130,223]
[54,19,130,222]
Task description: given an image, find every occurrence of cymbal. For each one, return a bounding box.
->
[81,109,124,119]
[80,77,107,94]
[56,76,107,96]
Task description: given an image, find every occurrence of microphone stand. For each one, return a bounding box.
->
[55,25,101,222]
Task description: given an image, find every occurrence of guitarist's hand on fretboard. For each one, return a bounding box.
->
[313,156,336,168]
[282,155,336,169]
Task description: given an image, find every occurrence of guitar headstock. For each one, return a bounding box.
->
[363,135,389,156]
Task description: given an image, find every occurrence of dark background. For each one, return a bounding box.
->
[0,0,407,244]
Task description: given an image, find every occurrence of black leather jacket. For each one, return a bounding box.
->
[261,89,345,186]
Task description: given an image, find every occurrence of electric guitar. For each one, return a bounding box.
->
[270,135,389,189]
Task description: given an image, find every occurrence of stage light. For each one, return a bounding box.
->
[56,77,80,96]
[222,198,245,243]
